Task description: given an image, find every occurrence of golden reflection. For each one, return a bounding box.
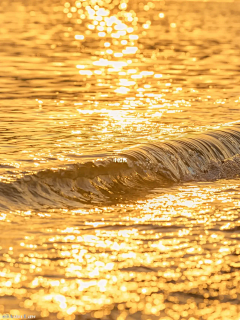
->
[61,0,178,116]
[2,0,240,320]
[1,181,240,319]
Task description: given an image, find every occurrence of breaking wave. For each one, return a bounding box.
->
[1,125,240,210]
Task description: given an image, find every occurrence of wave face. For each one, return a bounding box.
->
[1,125,240,210]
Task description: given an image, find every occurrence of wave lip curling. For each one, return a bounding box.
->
[1,124,240,210]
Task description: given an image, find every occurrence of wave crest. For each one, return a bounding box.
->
[1,125,240,210]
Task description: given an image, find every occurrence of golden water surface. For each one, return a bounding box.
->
[1,0,240,319]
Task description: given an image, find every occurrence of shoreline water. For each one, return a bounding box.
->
[1,0,240,319]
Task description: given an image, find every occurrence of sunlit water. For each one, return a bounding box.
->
[1,0,240,319]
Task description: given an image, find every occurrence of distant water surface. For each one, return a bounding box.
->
[1,0,240,319]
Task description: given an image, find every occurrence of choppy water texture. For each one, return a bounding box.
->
[1,0,240,319]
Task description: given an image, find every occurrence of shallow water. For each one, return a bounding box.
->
[1,0,240,319]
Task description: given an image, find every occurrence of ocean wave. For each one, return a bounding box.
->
[1,125,240,210]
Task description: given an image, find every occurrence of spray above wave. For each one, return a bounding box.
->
[1,125,240,210]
